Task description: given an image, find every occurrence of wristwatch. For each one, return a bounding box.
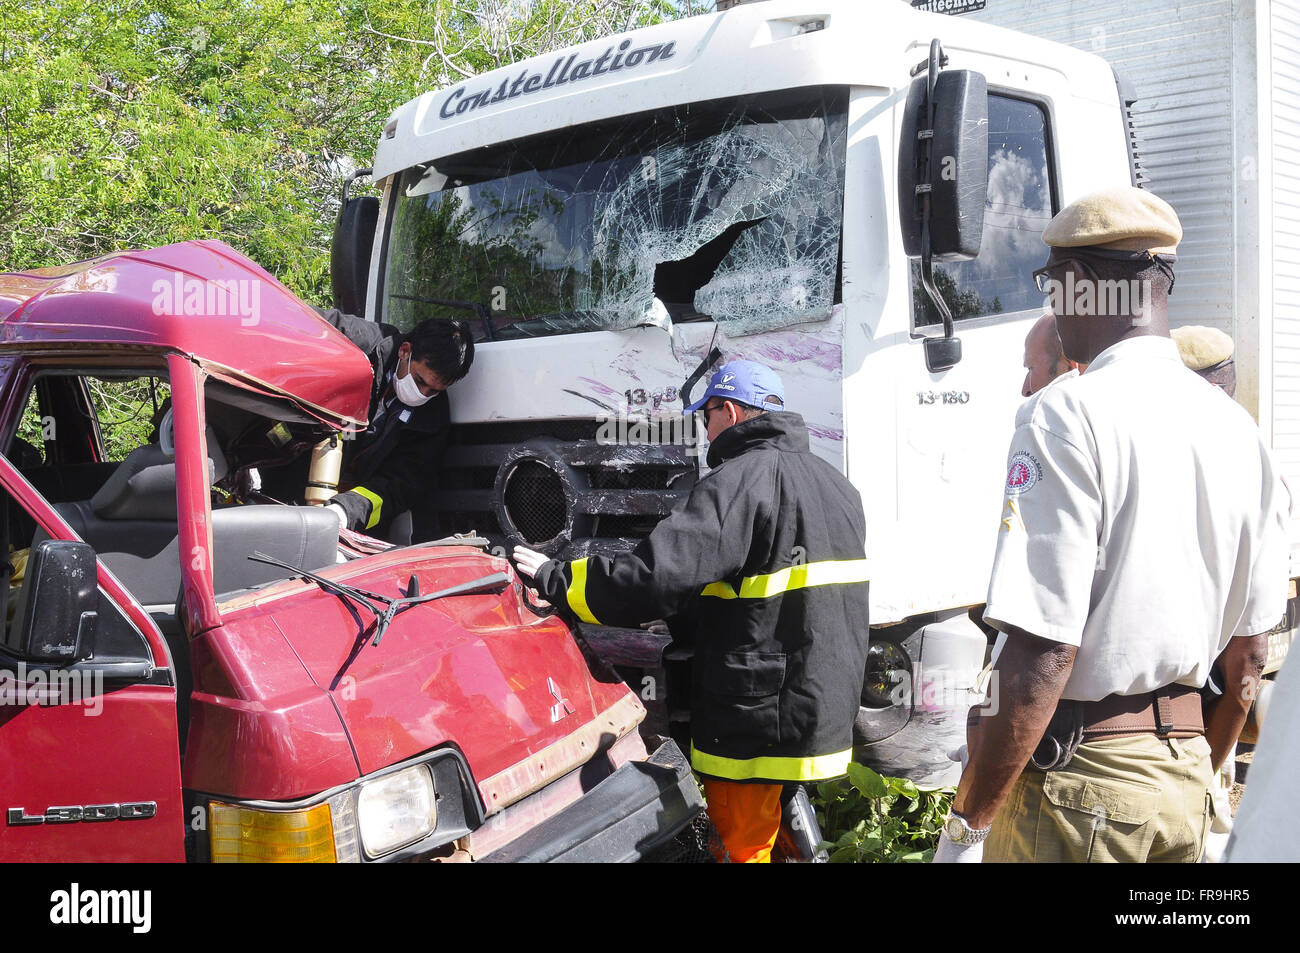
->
[944,811,991,846]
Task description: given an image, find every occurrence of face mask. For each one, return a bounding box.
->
[393,354,433,407]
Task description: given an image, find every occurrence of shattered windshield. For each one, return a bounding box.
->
[382,86,848,340]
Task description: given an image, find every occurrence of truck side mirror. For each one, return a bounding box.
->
[12,539,97,663]
[898,69,989,259]
[897,41,989,373]
[331,168,378,318]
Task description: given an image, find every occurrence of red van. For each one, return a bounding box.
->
[0,240,700,862]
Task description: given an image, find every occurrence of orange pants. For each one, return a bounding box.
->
[702,780,783,863]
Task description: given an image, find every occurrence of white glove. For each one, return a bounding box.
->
[933,830,984,864]
[325,503,348,530]
[512,546,550,579]
[948,745,969,772]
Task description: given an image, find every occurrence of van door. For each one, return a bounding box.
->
[0,381,185,861]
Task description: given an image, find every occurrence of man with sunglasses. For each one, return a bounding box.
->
[938,186,1289,863]
[314,308,474,541]
[513,360,871,862]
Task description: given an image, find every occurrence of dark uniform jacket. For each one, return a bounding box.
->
[315,308,450,535]
[535,411,871,783]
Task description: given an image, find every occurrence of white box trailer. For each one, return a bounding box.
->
[967,0,1300,671]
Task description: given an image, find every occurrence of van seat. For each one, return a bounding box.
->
[34,443,338,607]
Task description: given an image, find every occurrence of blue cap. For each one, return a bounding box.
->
[682,360,786,415]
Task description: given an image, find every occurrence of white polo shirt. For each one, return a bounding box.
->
[984,335,1289,701]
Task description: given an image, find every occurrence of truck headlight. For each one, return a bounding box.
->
[862,640,912,709]
[357,765,437,858]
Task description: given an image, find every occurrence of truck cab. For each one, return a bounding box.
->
[0,240,700,861]
[334,0,1141,783]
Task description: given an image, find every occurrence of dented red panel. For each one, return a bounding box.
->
[212,546,636,802]
[0,240,372,428]
[182,688,361,802]
[180,615,360,800]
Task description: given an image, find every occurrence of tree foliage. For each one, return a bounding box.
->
[0,0,701,303]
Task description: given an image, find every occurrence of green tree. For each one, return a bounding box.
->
[0,0,690,303]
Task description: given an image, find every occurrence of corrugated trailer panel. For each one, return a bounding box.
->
[1272,0,1300,573]
[969,0,1237,336]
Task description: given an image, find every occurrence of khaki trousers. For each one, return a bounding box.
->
[984,734,1214,863]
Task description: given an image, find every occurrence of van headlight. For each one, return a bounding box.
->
[208,752,475,862]
[357,765,438,858]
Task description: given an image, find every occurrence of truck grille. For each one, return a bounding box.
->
[426,419,697,557]
[502,460,567,545]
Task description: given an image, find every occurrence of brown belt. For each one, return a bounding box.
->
[1079,684,1204,740]
[1031,685,1204,770]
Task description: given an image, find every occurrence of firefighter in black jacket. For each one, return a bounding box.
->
[514,361,871,862]
[314,309,474,539]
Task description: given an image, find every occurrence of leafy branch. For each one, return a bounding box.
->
[813,763,953,863]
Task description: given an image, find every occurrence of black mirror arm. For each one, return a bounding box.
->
[920,248,955,341]
[338,168,373,216]
[919,39,957,342]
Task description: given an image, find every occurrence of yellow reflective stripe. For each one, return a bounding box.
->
[690,744,853,782]
[740,559,870,597]
[566,558,601,624]
[352,486,383,530]
[699,559,870,600]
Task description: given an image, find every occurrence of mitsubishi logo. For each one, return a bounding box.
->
[548,677,575,723]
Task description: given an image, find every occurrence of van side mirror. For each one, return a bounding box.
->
[14,539,97,662]
[331,169,378,318]
[898,69,989,258]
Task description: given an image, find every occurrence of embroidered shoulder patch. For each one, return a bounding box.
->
[1005,451,1042,495]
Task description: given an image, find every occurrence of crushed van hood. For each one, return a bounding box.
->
[207,546,640,806]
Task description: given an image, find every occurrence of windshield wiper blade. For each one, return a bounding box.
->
[247,551,387,615]
[370,572,511,646]
[247,551,511,647]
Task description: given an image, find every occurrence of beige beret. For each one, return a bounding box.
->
[1171,325,1233,371]
[1042,186,1182,255]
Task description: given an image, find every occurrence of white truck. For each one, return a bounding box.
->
[330,0,1299,784]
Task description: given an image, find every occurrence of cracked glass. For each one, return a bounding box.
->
[383,86,848,341]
